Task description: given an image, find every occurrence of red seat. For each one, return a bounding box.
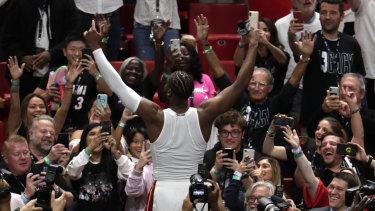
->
[197,34,241,61]
[188,3,248,35]
[283,177,294,197]
[248,0,292,21]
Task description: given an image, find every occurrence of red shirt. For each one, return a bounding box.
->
[303,177,329,208]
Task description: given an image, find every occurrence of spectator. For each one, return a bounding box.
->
[299,0,366,128]
[157,41,216,107]
[33,33,111,130]
[84,18,258,210]
[308,73,375,157]
[275,0,321,119]
[234,17,290,96]
[244,181,275,211]
[133,0,180,60]
[66,123,133,211]
[1,135,74,208]
[124,142,153,211]
[1,0,79,101]
[347,0,375,110]
[7,56,82,139]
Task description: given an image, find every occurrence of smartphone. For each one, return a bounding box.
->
[329,86,339,96]
[170,39,181,55]
[56,132,70,148]
[275,185,284,198]
[336,143,358,156]
[293,11,303,24]
[222,148,234,159]
[82,48,92,60]
[97,94,108,110]
[243,148,255,162]
[249,11,259,30]
[100,121,111,136]
[273,115,294,127]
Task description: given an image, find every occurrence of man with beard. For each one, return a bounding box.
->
[28,115,70,165]
[300,0,365,128]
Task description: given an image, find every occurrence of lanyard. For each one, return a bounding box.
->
[156,0,159,13]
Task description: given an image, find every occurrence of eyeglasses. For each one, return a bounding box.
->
[219,130,242,138]
[247,196,262,203]
[249,81,267,89]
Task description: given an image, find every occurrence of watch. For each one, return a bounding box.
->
[367,155,373,166]
[299,54,310,63]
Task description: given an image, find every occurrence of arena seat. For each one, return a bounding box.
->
[283,177,294,197]
[188,3,248,35]
[196,34,241,61]
[248,0,292,21]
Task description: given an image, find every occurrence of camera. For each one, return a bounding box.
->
[0,170,11,198]
[189,174,213,203]
[345,181,375,210]
[257,195,291,211]
[273,115,294,127]
[237,20,250,36]
[34,164,64,211]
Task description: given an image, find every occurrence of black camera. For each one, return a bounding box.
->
[257,195,291,211]
[189,174,214,203]
[237,20,250,36]
[34,164,63,211]
[345,181,375,210]
[0,170,11,198]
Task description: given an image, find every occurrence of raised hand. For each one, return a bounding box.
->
[322,89,342,113]
[194,14,209,43]
[47,144,69,163]
[81,54,98,76]
[65,60,84,84]
[86,131,109,153]
[95,14,111,38]
[296,30,316,57]
[153,19,171,41]
[347,142,368,163]
[340,86,360,112]
[84,20,103,50]
[121,107,138,124]
[282,125,300,150]
[96,103,111,122]
[288,18,304,39]
[135,142,152,172]
[104,136,121,159]
[7,56,25,80]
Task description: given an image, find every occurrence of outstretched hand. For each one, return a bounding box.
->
[95,14,111,38]
[65,60,84,84]
[194,14,209,43]
[282,125,300,150]
[84,20,103,51]
[153,19,171,41]
[296,30,316,57]
[7,56,25,80]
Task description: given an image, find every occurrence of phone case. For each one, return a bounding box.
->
[97,94,108,109]
[293,11,303,24]
[336,144,357,156]
[170,39,181,55]
[243,148,255,160]
[249,11,259,30]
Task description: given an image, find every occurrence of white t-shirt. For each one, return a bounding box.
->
[74,0,123,14]
[354,0,375,79]
[275,12,321,88]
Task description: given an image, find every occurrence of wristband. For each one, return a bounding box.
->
[294,151,304,158]
[203,46,213,54]
[101,37,109,44]
[232,171,242,180]
[350,107,360,114]
[44,156,51,165]
[118,121,126,128]
[266,130,276,138]
[21,192,30,203]
[163,72,170,79]
[95,72,102,81]
[211,167,219,175]
[293,146,302,155]
[84,148,91,156]
[238,42,246,48]
[11,80,20,86]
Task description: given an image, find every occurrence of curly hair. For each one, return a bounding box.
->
[214,110,248,131]
[167,71,194,98]
[172,42,203,83]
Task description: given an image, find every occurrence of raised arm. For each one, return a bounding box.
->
[84,20,163,141]
[53,61,83,136]
[283,126,319,202]
[6,56,24,136]
[257,30,287,66]
[288,31,316,87]
[287,19,304,60]
[262,119,288,160]
[195,15,225,79]
[197,28,258,136]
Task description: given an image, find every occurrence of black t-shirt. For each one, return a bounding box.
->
[300,31,366,126]
[38,69,98,130]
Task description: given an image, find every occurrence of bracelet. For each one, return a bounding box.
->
[294,151,304,159]
[44,156,51,165]
[21,192,30,203]
[11,80,20,86]
[84,148,91,156]
[293,146,302,155]
[95,72,102,81]
[366,155,373,166]
[266,130,276,138]
[163,72,170,79]
[232,171,242,180]
[211,167,220,175]
[118,121,126,128]
[101,37,109,44]
[238,42,246,48]
[203,46,213,54]
[350,107,360,114]
[299,54,310,63]
[154,40,164,46]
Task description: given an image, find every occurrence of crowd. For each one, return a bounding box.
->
[0,0,375,211]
